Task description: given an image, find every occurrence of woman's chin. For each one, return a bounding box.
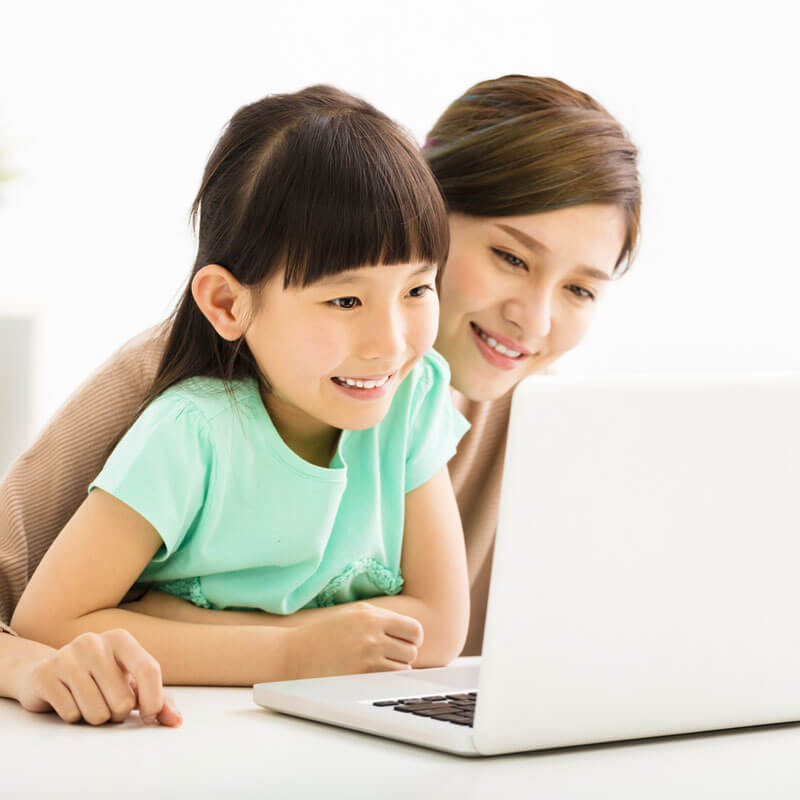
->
[449,369,517,403]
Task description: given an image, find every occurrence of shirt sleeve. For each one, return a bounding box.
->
[89,393,212,556]
[405,350,471,493]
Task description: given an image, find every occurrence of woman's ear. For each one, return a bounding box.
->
[191,264,250,342]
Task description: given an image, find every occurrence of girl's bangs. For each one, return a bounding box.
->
[245,115,449,288]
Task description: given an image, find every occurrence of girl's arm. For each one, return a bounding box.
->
[11,488,423,683]
[127,466,469,668]
[10,488,295,686]
[364,465,470,667]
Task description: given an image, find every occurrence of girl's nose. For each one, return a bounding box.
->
[503,292,552,339]
[360,309,406,362]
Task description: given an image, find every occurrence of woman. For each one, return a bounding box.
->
[0,75,640,724]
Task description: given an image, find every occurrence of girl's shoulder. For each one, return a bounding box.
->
[138,377,262,441]
[381,348,465,435]
[156,376,259,417]
[404,348,452,397]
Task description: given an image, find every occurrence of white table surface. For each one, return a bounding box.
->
[4,667,800,799]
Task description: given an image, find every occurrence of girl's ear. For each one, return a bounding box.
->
[191,264,250,342]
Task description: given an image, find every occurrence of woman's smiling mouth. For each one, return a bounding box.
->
[470,322,533,370]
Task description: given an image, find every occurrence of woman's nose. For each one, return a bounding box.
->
[504,292,552,339]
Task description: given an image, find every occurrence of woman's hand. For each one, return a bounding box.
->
[287,601,424,679]
[14,628,182,726]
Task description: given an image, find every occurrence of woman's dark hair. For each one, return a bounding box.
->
[128,85,448,432]
[423,75,641,275]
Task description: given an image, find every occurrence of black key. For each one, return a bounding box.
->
[445,693,472,701]
[420,695,447,701]
[372,700,400,707]
[411,707,459,717]
[398,697,424,704]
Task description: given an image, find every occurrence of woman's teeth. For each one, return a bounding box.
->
[477,328,522,358]
[333,375,390,389]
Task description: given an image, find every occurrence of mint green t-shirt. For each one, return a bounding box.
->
[89,350,470,614]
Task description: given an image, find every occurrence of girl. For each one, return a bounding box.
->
[1,75,641,725]
[8,85,471,697]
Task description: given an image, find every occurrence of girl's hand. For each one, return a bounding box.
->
[15,629,182,726]
[287,601,424,679]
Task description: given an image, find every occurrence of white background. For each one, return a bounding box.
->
[1,0,799,465]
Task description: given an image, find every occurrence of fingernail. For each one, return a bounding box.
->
[142,714,158,725]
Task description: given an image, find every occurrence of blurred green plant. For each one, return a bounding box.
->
[0,149,10,183]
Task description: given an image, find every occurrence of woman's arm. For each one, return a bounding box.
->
[0,628,181,725]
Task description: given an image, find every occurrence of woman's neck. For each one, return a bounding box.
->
[260,386,341,468]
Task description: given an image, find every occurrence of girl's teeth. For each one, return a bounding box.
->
[479,329,522,358]
[339,375,389,389]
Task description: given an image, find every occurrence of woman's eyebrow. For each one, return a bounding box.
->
[494,223,611,281]
[496,223,550,255]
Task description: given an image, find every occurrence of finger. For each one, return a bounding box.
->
[156,691,183,727]
[41,679,82,724]
[59,668,113,726]
[107,630,165,720]
[381,636,418,665]
[88,656,137,724]
[382,613,424,647]
[376,659,412,672]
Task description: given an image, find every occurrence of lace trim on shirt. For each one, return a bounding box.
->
[154,559,402,612]
[312,558,404,607]
[156,577,213,609]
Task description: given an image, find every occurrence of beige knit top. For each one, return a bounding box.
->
[0,326,512,655]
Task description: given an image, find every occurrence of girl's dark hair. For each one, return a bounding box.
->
[423,75,641,275]
[129,85,448,432]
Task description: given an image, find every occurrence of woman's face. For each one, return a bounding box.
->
[435,204,627,401]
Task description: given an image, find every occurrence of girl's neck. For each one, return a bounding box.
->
[260,385,341,468]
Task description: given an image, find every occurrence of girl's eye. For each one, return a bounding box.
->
[567,285,596,301]
[491,247,528,271]
[407,284,434,298]
[329,296,361,309]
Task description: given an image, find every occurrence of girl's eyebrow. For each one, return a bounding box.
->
[494,223,612,282]
[317,263,437,287]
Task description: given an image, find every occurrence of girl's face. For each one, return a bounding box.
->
[435,204,627,401]
[243,261,439,447]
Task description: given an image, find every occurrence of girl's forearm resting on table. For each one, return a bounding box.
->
[130,589,467,668]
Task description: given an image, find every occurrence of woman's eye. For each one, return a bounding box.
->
[407,284,434,298]
[567,285,596,301]
[491,247,528,270]
[329,296,361,309]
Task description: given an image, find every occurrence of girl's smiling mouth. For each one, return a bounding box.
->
[330,372,396,399]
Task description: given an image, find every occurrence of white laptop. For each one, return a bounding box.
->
[254,373,800,756]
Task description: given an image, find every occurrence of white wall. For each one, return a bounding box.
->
[2,0,798,463]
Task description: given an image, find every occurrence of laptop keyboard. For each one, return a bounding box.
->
[372,692,476,727]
